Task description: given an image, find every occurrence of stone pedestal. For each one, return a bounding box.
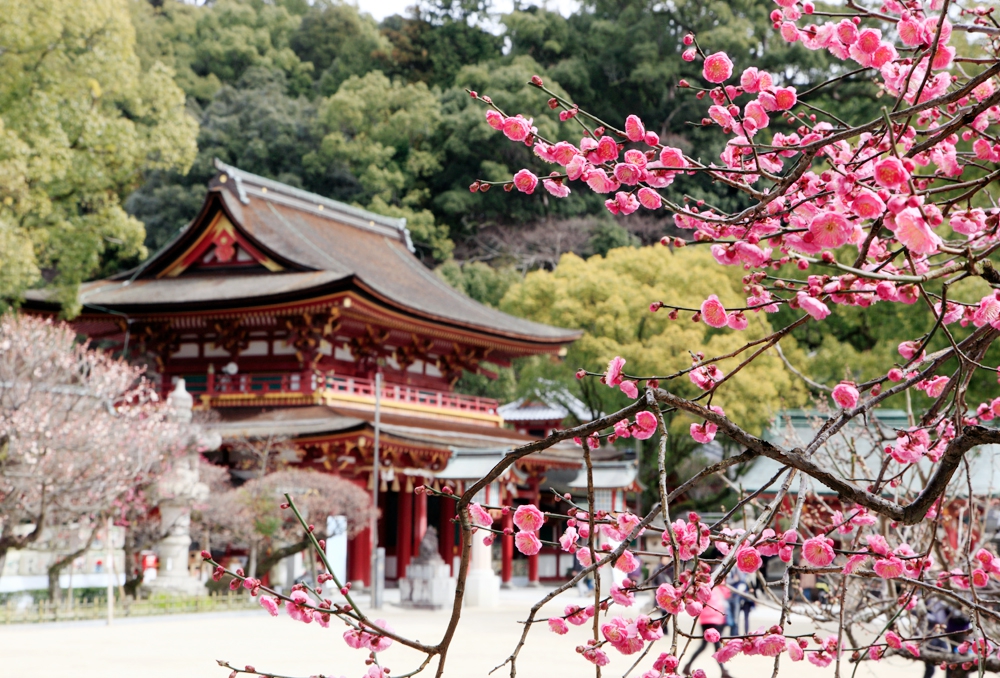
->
[146,500,206,596]
[399,562,454,609]
[399,526,455,609]
[463,533,499,608]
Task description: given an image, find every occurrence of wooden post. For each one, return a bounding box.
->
[397,488,413,578]
[106,516,113,626]
[439,497,456,576]
[412,480,428,554]
[501,509,513,588]
[528,477,540,587]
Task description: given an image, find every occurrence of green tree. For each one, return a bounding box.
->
[500,246,805,434]
[432,55,605,239]
[500,1,881,214]
[290,1,391,96]
[499,246,806,510]
[130,0,314,102]
[307,71,453,260]
[127,67,329,251]
[436,260,522,308]
[0,0,197,312]
[378,7,503,89]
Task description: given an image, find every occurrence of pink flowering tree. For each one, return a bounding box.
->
[0,313,191,595]
[209,2,1000,677]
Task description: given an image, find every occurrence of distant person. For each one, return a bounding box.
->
[682,584,733,678]
[799,571,817,602]
[727,569,755,635]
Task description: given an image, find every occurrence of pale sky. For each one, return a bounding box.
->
[353,0,580,22]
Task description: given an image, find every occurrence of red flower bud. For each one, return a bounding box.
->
[576,368,586,379]
[531,75,544,86]
[548,97,559,109]
[200,550,211,559]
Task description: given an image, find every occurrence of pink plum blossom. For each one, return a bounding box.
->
[502,115,533,142]
[468,502,493,528]
[485,110,504,130]
[690,420,718,444]
[633,411,658,439]
[797,292,831,320]
[736,546,763,573]
[513,504,544,532]
[515,531,542,556]
[809,212,851,249]
[700,295,729,328]
[512,169,538,194]
[625,115,645,142]
[832,381,859,409]
[260,595,279,616]
[548,617,569,634]
[605,356,626,386]
[802,536,835,566]
[703,52,734,83]
[619,380,639,398]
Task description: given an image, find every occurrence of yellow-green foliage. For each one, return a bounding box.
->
[0,0,197,312]
[500,246,805,434]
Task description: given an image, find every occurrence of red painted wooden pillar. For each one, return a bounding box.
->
[439,496,456,575]
[348,527,371,586]
[397,489,413,579]
[501,509,513,587]
[413,481,428,554]
[528,477,540,586]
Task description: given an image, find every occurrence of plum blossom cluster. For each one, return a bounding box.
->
[214,3,1000,678]
[472,0,1000,462]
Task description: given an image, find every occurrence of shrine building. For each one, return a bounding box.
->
[23,160,607,588]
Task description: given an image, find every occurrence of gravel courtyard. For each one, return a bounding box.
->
[0,587,931,678]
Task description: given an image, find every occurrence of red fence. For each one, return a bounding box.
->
[184,371,498,415]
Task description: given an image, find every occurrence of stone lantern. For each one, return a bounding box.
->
[145,379,218,596]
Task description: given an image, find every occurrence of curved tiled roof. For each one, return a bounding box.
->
[47,161,579,346]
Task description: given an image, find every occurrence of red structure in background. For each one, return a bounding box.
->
[25,160,599,587]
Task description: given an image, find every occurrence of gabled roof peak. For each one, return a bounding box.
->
[212,159,414,252]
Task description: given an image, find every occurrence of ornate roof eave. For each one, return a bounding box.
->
[29,282,571,356]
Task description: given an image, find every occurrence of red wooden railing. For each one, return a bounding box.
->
[184,371,498,415]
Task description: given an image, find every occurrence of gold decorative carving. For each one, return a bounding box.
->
[284,309,341,368]
[348,324,390,372]
[132,320,181,370]
[211,318,250,356]
[438,343,493,385]
[393,334,434,372]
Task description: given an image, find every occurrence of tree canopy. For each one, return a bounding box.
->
[0,0,197,313]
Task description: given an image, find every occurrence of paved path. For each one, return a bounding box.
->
[0,587,933,678]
